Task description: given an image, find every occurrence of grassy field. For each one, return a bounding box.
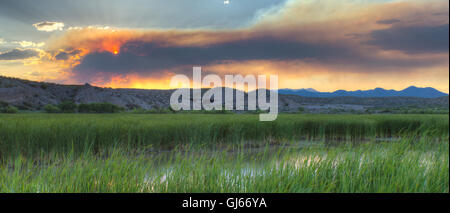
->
[0,114,448,192]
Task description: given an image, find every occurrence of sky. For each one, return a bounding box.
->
[0,0,448,92]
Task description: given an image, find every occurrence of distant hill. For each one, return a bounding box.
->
[278,86,448,98]
[1,76,448,113]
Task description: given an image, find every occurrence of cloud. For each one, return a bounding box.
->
[376,19,401,25]
[73,34,445,78]
[0,48,39,60]
[368,24,449,54]
[14,41,45,48]
[33,21,64,32]
[67,22,448,80]
[73,38,355,73]
[22,0,449,91]
[54,49,82,60]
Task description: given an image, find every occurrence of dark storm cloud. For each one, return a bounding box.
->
[0,48,39,60]
[73,37,360,74]
[73,34,446,78]
[368,24,449,53]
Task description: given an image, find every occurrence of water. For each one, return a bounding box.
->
[139,137,413,191]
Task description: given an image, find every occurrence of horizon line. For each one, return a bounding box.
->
[1,75,449,95]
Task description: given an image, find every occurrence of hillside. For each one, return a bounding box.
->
[1,76,448,113]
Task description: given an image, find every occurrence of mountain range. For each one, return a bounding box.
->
[278,86,448,98]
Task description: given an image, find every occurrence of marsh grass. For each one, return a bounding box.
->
[0,114,448,192]
[0,136,447,193]
[0,114,447,157]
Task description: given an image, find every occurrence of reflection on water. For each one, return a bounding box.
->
[139,138,440,192]
[140,140,328,191]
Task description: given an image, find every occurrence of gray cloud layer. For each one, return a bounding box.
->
[0,48,39,60]
[368,24,449,54]
[73,23,449,77]
[75,38,356,73]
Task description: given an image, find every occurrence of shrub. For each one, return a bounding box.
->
[78,103,123,113]
[58,101,77,113]
[169,106,177,113]
[0,101,9,108]
[130,107,148,114]
[44,104,61,113]
[2,106,19,113]
[160,108,174,114]
[129,107,175,114]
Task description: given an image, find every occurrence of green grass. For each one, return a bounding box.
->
[0,113,448,192]
[0,114,447,156]
[0,137,447,193]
